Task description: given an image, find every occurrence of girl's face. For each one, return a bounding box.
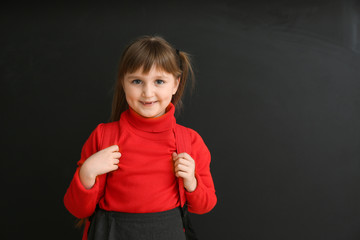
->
[123,65,180,118]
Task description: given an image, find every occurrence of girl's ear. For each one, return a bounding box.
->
[173,77,180,95]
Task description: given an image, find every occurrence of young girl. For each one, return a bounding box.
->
[64,35,217,240]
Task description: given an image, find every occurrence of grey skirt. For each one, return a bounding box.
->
[87,207,186,240]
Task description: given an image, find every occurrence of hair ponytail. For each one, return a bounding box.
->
[172,50,195,115]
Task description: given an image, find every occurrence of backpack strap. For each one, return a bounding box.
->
[174,124,192,154]
[174,124,192,207]
[174,124,198,240]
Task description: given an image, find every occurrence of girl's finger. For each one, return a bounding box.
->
[174,161,188,170]
[110,145,120,152]
[176,170,190,178]
[176,152,191,160]
[174,165,186,173]
[110,164,119,171]
[175,158,192,167]
[113,152,122,159]
[175,164,191,173]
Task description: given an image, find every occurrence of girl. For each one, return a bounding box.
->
[64,35,217,240]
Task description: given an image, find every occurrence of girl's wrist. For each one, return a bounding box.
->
[79,164,96,189]
[185,177,197,192]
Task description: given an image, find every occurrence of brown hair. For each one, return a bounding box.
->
[110,35,195,122]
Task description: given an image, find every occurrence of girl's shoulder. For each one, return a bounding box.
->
[91,120,119,132]
[101,120,120,131]
[90,121,120,138]
[176,124,211,164]
[175,123,203,136]
[91,121,121,150]
[175,124,209,148]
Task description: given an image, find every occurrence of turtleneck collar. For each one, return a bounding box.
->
[124,103,176,133]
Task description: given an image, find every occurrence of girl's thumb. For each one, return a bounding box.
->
[172,152,178,158]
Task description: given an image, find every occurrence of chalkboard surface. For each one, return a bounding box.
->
[1,1,359,239]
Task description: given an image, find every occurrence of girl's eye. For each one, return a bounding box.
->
[155,80,165,85]
[132,79,142,84]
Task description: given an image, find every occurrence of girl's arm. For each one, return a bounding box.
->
[63,124,107,219]
[184,129,217,214]
[79,145,120,189]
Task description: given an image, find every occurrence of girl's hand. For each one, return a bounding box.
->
[172,152,197,192]
[79,145,121,189]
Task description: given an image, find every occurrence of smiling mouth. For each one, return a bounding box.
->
[140,101,158,105]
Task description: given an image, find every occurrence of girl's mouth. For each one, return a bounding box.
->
[140,101,157,106]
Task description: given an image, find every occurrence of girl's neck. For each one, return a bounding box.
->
[125,103,176,133]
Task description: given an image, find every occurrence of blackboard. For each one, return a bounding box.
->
[2,1,359,239]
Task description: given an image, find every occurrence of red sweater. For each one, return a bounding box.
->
[64,103,217,238]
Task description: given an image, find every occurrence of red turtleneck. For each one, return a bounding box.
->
[64,104,216,238]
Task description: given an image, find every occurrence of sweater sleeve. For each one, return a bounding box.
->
[63,123,106,218]
[185,129,217,214]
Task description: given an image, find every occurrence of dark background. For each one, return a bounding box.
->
[1,0,360,239]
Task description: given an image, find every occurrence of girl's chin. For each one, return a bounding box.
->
[135,108,165,118]
[142,112,165,118]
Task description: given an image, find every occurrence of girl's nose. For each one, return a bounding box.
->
[141,84,154,97]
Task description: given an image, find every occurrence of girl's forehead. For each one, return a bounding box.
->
[127,65,173,77]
